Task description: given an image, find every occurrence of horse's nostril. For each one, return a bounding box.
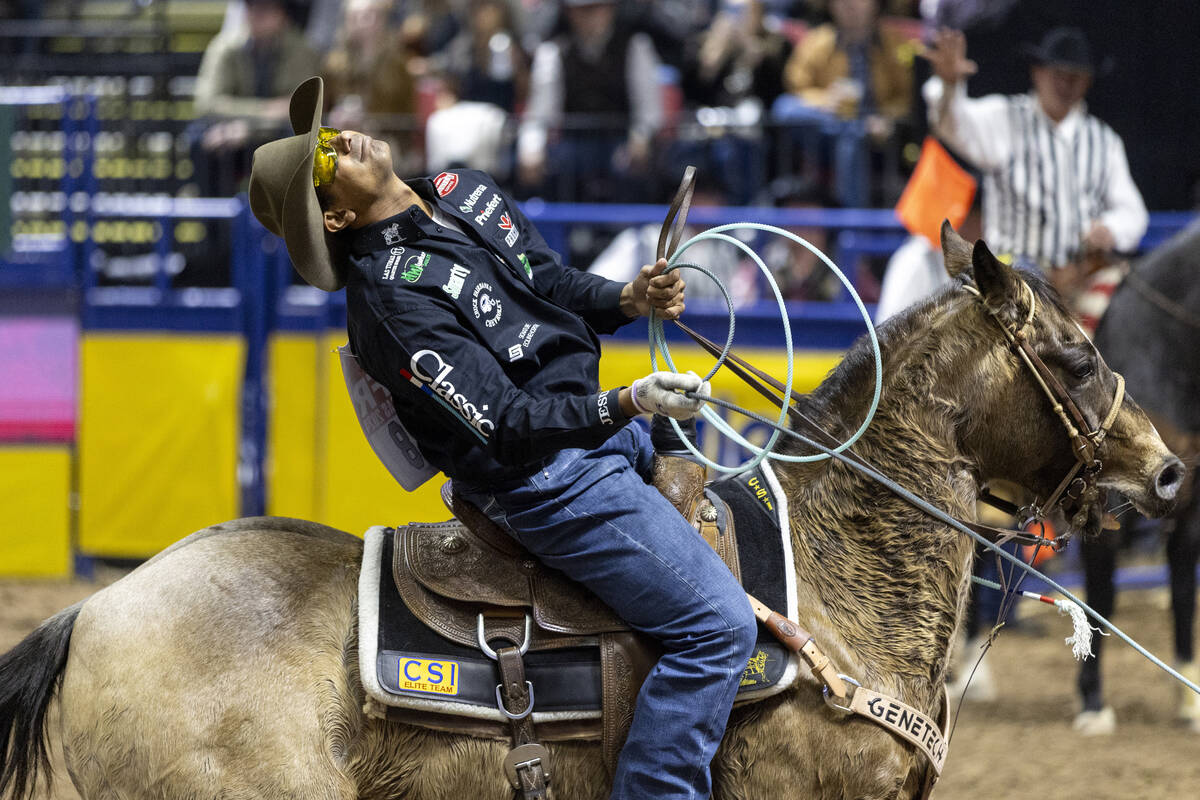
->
[1156,459,1185,500]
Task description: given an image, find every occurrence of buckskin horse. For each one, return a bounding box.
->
[0,226,1185,800]
[1075,218,1200,732]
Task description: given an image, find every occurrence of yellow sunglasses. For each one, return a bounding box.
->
[312,127,340,189]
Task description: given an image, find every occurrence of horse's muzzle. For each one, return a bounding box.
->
[1137,455,1187,518]
[1154,456,1186,504]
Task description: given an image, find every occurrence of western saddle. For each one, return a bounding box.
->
[389,443,735,798]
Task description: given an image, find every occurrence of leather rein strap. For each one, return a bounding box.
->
[657,165,696,263]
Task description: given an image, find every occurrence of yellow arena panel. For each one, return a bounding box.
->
[78,333,243,557]
[0,446,72,577]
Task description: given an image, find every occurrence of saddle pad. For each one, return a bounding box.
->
[357,461,801,722]
[708,460,802,703]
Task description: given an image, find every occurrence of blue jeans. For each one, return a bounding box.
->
[456,425,757,800]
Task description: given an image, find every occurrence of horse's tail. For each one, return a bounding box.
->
[0,602,81,800]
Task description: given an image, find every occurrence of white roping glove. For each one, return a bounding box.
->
[630,371,710,420]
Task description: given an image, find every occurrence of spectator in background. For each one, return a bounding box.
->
[516,0,664,202]
[760,175,842,301]
[425,0,528,178]
[922,27,1147,313]
[322,0,426,176]
[619,0,717,70]
[432,0,528,111]
[675,0,790,204]
[192,0,319,194]
[682,0,789,110]
[772,0,913,206]
[322,0,419,131]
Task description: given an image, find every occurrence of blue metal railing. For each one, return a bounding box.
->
[6,91,1199,519]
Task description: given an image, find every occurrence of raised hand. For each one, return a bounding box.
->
[921,28,978,86]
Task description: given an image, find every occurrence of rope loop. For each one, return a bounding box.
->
[648,222,883,474]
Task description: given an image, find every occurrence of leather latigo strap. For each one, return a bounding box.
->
[746,593,847,698]
[496,646,553,799]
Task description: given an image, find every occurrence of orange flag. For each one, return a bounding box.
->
[895,137,977,248]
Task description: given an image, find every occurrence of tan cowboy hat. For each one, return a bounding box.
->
[248,76,343,291]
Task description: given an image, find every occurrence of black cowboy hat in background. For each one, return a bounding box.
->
[1020,26,1113,76]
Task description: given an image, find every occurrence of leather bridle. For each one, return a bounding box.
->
[963,280,1125,540]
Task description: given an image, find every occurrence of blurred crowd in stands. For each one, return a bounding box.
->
[3,0,1195,308]
[181,0,931,212]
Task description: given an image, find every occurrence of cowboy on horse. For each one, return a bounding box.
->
[247,76,756,800]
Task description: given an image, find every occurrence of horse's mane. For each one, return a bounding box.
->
[785,264,1068,453]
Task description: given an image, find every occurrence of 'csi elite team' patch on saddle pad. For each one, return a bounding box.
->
[357,461,800,730]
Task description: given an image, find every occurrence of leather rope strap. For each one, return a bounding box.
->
[496,646,552,799]
[747,593,847,697]
[835,682,948,776]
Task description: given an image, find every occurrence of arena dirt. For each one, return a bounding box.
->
[3,575,1199,799]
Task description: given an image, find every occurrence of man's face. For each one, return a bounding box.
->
[317,130,396,230]
[246,2,289,41]
[830,0,878,37]
[565,3,617,43]
[1032,64,1092,122]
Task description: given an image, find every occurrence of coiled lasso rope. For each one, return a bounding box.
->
[646,222,1200,698]
[648,222,882,474]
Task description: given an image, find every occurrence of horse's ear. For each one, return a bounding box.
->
[971,238,1023,306]
[940,220,974,278]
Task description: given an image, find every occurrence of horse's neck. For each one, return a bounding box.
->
[781,310,982,704]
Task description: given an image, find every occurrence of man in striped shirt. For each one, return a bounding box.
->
[921,26,1147,307]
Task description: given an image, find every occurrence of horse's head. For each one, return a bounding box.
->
[940,222,1184,535]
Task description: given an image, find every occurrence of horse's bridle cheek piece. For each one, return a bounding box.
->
[965,282,1125,541]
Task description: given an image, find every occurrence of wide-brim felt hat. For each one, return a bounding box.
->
[248,76,343,291]
[1020,26,1107,75]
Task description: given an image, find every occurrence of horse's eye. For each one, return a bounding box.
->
[1071,361,1095,379]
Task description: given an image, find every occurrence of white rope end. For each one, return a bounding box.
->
[1058,598,1104,660]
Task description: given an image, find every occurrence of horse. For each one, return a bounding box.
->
[0,227,1184,800]
[1075,219,1200,733]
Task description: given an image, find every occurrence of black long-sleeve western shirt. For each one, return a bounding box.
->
[343,169,635,484]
